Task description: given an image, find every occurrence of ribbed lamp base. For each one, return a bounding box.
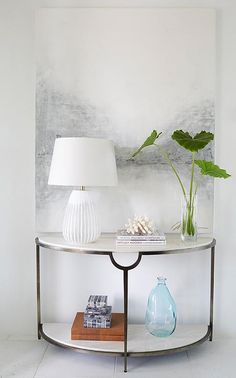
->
[62,190,101,244]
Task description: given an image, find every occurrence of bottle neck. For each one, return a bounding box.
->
[157,277,167,285]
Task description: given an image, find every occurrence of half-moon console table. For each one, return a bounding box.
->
[35,233,216,373]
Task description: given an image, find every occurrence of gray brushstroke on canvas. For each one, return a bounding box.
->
[36,75,214,219]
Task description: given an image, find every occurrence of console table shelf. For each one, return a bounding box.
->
[35,233,215,372]
[41,323,210,355]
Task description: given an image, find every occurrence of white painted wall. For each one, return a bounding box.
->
[0,0,235,338]
[0,0,35,337]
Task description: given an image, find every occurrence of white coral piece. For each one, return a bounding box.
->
[125,215,154,235]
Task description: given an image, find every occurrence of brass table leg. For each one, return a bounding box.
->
[209,245,215,341]
[36,243,41,340]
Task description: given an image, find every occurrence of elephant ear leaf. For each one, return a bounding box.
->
[172,130,214,152]
[131,130,162,158]
[195,160,231,178]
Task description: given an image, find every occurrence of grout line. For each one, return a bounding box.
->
[186,350,191,361]
[186,350,198,378]
[33,341,49,378]
[113,356,117,377]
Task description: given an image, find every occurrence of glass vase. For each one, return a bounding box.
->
[181,194,197,242]
[145,277,177,337]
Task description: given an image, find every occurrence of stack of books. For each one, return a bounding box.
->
[116,230,166,246]
[83,295,112,329]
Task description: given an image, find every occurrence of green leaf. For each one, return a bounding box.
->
[131,130,162,158]
[172,130,214,152]
[195,160,231,178]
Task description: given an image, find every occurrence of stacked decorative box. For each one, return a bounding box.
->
[84,295,112,328]
[71,295,124,341]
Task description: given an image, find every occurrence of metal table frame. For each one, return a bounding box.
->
[35,236,216,373]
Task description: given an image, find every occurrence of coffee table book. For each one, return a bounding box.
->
[71,312,124,341]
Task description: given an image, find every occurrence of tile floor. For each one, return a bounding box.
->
[0,337,235,378]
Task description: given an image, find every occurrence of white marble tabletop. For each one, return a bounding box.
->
[36,232,215,255]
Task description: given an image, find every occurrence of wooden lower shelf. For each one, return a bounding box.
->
[41,323,210,356]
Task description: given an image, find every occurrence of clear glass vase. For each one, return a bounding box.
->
[181,194,197,242]
[145,277,177,337]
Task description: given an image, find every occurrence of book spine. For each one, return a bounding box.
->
[116,240,166,245]
[117,237,166,241]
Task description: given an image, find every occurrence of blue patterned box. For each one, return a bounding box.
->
[85,305,112,316]
[84,306,112,328]
[87,295,107,308]
[83,318,112,328]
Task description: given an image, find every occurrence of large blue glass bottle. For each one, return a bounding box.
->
[145,277,177,337]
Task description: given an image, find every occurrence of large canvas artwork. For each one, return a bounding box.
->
[36,8,215,233]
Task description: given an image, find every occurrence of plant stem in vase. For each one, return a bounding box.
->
[181,195,197,241]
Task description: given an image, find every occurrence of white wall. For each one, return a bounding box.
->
[0,0,35,337]
[0,0,235,337]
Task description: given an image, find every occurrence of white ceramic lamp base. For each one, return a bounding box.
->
[62,190,101,244]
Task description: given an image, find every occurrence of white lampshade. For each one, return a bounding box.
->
[48,137,117,187]
[48,137,117,245]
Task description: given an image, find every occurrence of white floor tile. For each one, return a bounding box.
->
[115,372,193,378]
[1,338,236,378]
[0,335,8,341]
[34,344,116,378]
[0,340,47,378]
[7,335,37,341]
[115,352,190,375]
[187,339,236,378]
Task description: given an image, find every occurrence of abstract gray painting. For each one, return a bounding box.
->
[36,8,215,233]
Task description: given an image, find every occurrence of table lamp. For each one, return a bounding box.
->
[48,137,118,244]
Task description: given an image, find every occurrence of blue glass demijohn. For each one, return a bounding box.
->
[145,277,177,337]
